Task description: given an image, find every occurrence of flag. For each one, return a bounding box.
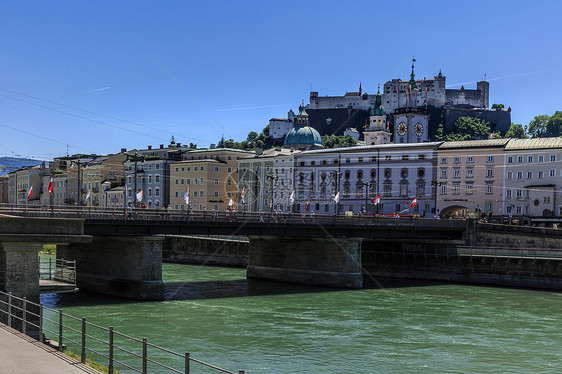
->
[333,191,340,203]
[289,190,295,204]
[136,190,143,202]
[410,197,417,209]
[228,197,234,206]
[184,185,190,205]
[373,194,380,205]
[241,186,246,204]
[84,189,91,203]
[26,185,33,200]
[48,175,53,196]
[304,200,310,212]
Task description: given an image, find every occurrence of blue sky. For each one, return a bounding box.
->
[0,0,560,159]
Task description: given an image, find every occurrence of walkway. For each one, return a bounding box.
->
[0,324,100,374]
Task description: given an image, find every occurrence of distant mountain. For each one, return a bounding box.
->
[0,157,43,176]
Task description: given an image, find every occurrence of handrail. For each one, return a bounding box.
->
[39,257,76,284]
[0,290,244,374]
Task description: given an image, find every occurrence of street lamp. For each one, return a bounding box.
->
[431,180,442,218]
[332,171,342,216]
[358,181,374,215]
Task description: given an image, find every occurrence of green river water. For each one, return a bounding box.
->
[40,261,562,373]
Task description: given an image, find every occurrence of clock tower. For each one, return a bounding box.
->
[392,107,429,144]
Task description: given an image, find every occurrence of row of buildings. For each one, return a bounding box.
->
[2,134,562,219]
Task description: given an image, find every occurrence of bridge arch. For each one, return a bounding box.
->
[440,205,469,219]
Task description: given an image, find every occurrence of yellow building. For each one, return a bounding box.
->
[169,148,252,211]
[81,153,126,207]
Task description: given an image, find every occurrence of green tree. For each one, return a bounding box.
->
[491,103,505,110]
[527,114,550,138]
[505,123,528,139]
[545,111,562,137]
[445,117,490,141]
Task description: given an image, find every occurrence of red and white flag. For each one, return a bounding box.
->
[304,200,310,212]
[409,197,417,209]
[333,191,340,203]
[26,185,33,200]
[241,186,246,204]
[48,175,54,196]
[373,194,380,205]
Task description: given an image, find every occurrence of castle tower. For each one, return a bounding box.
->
[364,85,391,145]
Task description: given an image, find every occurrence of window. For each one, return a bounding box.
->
[358,157,363,163]
[453,168,460,178]
[516,189,522,198]
[181,179,185,185]
[517,156,524,163]
[466,168,474,178]
[440,184,447,195]
[346,158,351,163]
[175,191,179,198]
[194,191,198,197]
[215,166,219,172]
[181,167,185,172]
[527,171,533,179]
[400,182,408,197]
[538,155,544,162]
[551,155,556,162]
[227,179,232,186]
[383,182,392,197]
[418,154,425,160]
[214,178,219,185]
[214,191,219,198]
[187,167,191,172]
[486,168,494,178]
[528,156,533,163]
[544,196,551,204]
[486,182,493,194]
[175,179,179,185]
[466,156,474,163]
[506,189,512,198]
[466,184,473,195]
[451,183,459,195]
[517,171,523,179]
[487,155,494,163]
[440,157,447,164]
[200,177,204,184]
[453,157,460,164]
[200,191,204,198]
[228,167,232,173]
[402,155,409,161]
[155,188,160,196]
[385,155,391,161]
[538,171,544,179]
[550,169,556,177]
[194,167,198,171]
[507,156,513,164]
[440,168,447,178]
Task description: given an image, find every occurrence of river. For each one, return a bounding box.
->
[41,261,562,373]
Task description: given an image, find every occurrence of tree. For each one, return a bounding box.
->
[491,103,505,110]
[445,117,491,141]
[545,111,562,137]
[527,114,550,138]
[505,123,528,139]
[321,134,357,148]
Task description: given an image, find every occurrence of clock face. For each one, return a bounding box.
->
[397,122,407,136]
[415,123,424,136]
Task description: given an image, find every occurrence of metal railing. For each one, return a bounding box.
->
[0,202,462,228]
[39,258,76,284]
[0,291,244,374]
[369,245,562,262]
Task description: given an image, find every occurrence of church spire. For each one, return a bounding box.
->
[359,82,362,95]
[409,57,418,90]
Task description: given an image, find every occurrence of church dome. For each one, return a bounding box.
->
[283,125,323,149]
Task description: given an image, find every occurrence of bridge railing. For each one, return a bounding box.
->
[0,290,244,374]
[0,202,463,228]
[39,258,76,285]
[370,245,562,262]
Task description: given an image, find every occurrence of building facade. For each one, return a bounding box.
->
[294,142,440,216]
[436,139,509,218]
[503,138,562,217]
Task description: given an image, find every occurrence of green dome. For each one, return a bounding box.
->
[370,85,386,116]
[283,125,323,149]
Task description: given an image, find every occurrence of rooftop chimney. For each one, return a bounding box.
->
[160,144,164,149]
[177,143,181,147]
[147,145,152,150]
[121,148,127,153]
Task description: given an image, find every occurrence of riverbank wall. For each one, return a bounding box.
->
[162,235,249,267]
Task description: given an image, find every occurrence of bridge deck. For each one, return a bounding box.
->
[39,279,78,294]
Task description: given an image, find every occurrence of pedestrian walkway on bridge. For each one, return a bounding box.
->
[0,323,100,374]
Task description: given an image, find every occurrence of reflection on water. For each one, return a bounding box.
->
[41,263,562,374]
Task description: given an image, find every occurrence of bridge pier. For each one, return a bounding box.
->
[58,236,164,300]
[247,236,363,289]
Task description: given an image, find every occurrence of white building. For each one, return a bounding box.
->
[503,138,562,217]
[294,142,441,216]
[269,118,294,140]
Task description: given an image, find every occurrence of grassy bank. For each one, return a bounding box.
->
[64,350,120,374]
[41,244,56,254]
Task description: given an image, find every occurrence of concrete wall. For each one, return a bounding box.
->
[58,236,164,300]
[247,236,363,288]
[162,236,248,267]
